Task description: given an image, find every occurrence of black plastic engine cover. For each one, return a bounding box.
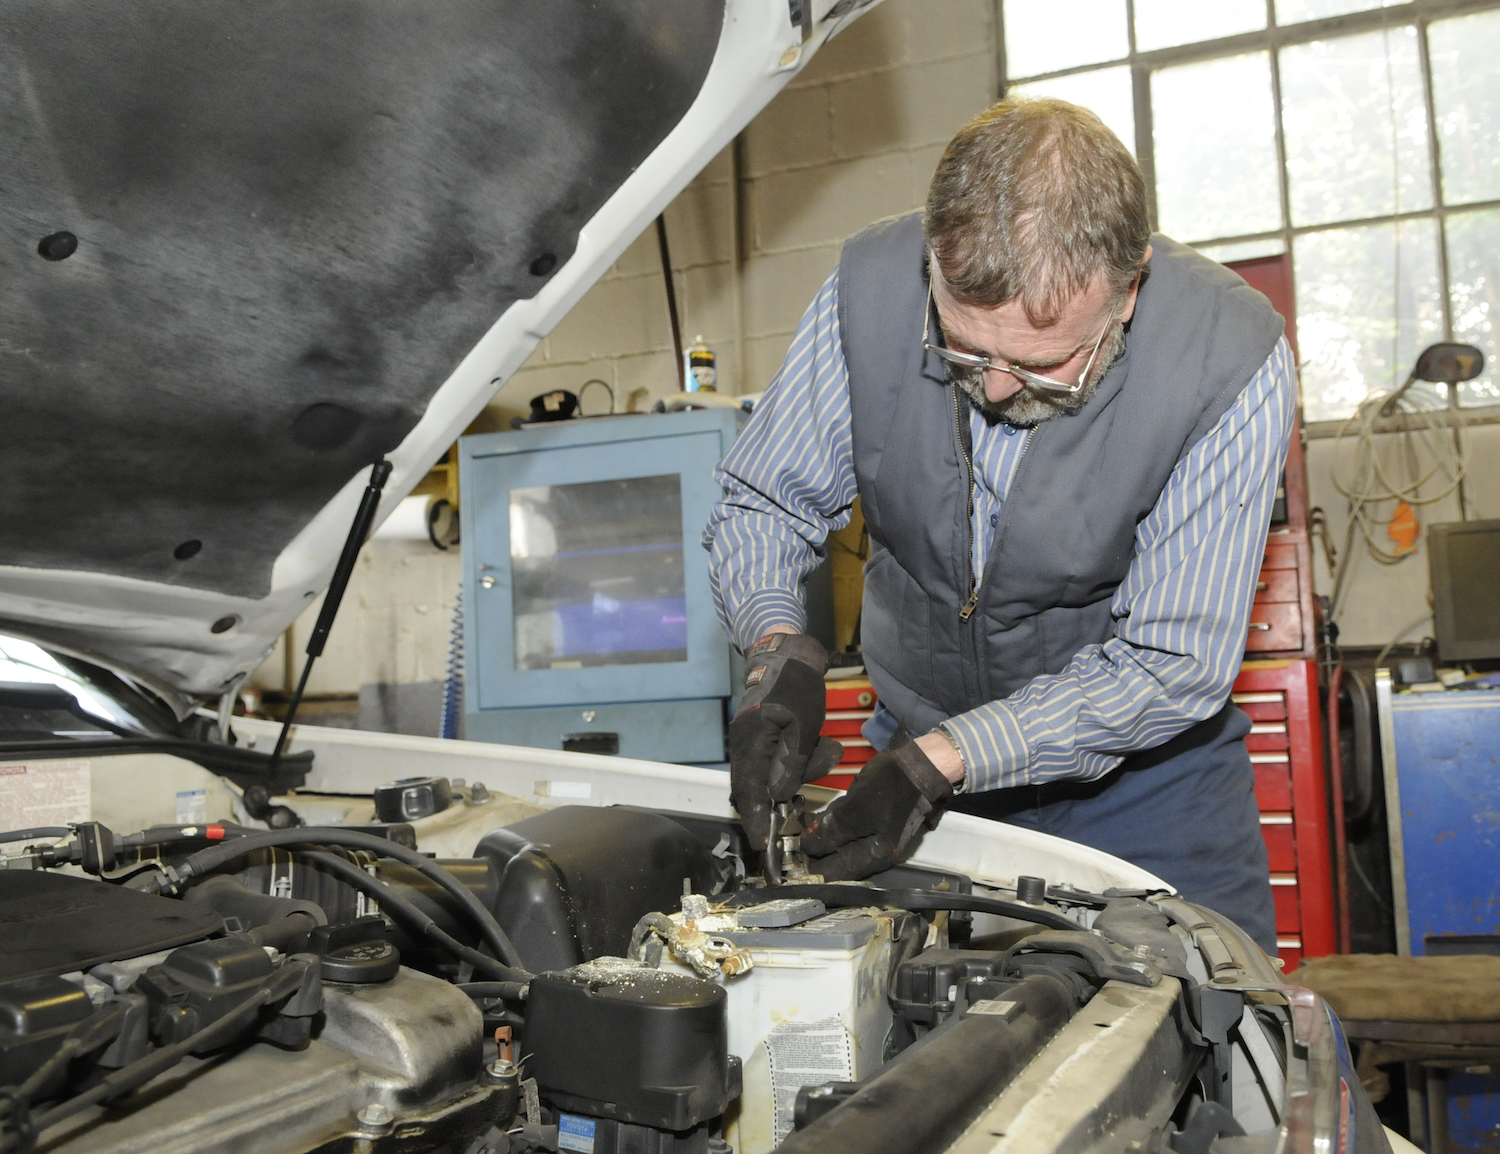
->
[526,960,735,1132]
[474,806,716,972]
[0,870,222,982]
[136,937,276,1048]
[0,974,95,1087]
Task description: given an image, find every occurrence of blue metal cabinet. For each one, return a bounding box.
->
[458,409,744,764]
[1376,675,1500,1154]
[1377,676,1500,955]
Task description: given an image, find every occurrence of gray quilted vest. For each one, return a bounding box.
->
[839,212,1284,735]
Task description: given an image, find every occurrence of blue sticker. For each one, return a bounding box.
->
[558,1114,597,1154]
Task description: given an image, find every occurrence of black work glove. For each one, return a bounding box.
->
[728,632,845,851]
[801,737,954,881]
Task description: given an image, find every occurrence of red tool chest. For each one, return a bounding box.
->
[811,678,879,790]
[1234,659,1336,971]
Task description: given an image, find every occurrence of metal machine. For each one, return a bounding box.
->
[459,408,745,764]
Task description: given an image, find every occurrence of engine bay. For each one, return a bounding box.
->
[0,788,1327,1154]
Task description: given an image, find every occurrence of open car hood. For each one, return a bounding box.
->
[0,0,876,711]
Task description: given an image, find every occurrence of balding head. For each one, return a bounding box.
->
[925,96,1150,326]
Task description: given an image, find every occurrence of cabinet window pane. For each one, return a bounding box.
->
[1134,0,1264,53]
[1002,0,1127,80]
[1446,207,1500,408]
[1281,27,1432,228]
[1152,53,1282,244]
[1275,0,1401,24]
[1009,66,1136,155]
[1295,219,1444,421]
[1430,11,1500,207]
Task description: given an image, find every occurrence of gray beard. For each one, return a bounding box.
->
[953,321,1125,428]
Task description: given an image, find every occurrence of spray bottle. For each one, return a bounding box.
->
[686,335,717,393]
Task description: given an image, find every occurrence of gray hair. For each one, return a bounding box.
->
[925,96,1150,326]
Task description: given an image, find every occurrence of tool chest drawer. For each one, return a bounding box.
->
[1254,568,1298,603]
[1247,602,1303,652]
[1233,665,1335,967]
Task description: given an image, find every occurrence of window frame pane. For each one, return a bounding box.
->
[1279,26,1433,228]
[1010,65,1137,155]
[1134,0,1266,53]
[993,0,1500,423]
[1002,0,1129,80]
[1151,51,1284,244]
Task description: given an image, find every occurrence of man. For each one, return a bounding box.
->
[704,97,1293,951]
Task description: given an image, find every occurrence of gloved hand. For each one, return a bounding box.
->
[801,737,954,880]
[728,632,845,851]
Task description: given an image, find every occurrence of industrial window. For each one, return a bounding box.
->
[1000,0,1500,426]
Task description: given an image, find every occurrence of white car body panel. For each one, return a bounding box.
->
[226,717,1174,897]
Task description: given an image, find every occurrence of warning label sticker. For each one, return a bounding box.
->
[764,1018,853,1145]
[0,761,90,832]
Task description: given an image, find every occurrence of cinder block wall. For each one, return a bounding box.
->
[251,0,1001,731]
[492,0,997,413]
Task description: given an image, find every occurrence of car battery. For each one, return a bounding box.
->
[658,897,900,1154]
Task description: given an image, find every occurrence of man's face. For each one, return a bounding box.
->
[932,250,1148,425]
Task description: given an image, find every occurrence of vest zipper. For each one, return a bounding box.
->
[954,387,980,621]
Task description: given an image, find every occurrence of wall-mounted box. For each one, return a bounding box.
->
[459,409,744,764]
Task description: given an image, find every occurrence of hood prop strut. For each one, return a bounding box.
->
[262,460,394,818]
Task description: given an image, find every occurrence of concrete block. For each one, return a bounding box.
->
[751,151,915,254]
[713,344,745,397]
[690,145,734,187]
[830,54,995,159]
[663,181,734,268]
[545,273,672,363]
[358,605,399,684]
[359,681,445,738]
[909,141,948,205]
[356,544,401,610]
[905,0,996,66]
[743,245,840,336]
[394,607,426,685]
[741,84,833,178]
[305,602,361,695]
[680,262,738,350]
[614,349,682,409]
[609,224,661,279]
[793,1,908,86]
[744,331,799,393]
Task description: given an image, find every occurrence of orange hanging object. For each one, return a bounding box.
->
[1387,500,1420,556]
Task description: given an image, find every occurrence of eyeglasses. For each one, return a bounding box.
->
[920,278,1119,397]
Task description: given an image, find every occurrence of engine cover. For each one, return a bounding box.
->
[526,958,735,1133]
[0,871,222,982]
[475,806,718,972]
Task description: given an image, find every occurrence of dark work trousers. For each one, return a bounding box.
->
[867,701,1277,953]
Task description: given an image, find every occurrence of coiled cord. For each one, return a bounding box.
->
[440,585,463,740]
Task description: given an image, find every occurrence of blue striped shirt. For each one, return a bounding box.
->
[704,269,1296,793]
